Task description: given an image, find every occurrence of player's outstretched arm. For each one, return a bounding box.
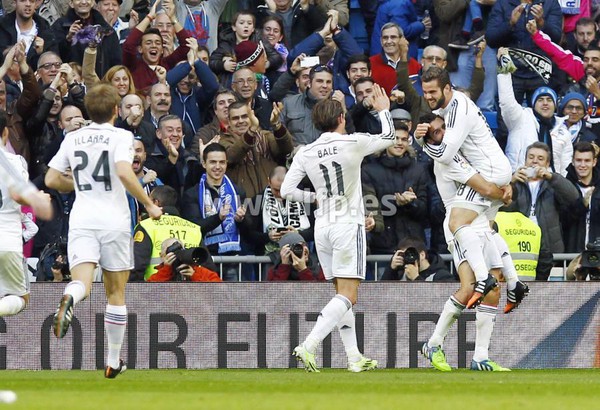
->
[44,168,75,193]
[115,161,163,219]
[465,173,509,203]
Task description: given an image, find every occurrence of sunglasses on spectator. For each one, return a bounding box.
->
[311,65,333,75]
[39,62,62,70]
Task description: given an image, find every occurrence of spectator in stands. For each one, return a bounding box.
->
[370,0,431,61]
[166,38,219,134]
[234,39,280,99]
[122,1,190,93]
[269,53,312,102]
[559,92,597,145]
[0,43,41,166]
[370,22,421,96]
[341,54,372,107]
[261,14,288,84]
[116,94,156,151]
[0,0,57,70]
[381,237,455,281]
[144,114,200,197]
[502,142,580,254]
[154,11,175,57]
[181,143,249,281]
[231,67,272,130]
[487,0,563,103]
[82,42,136,96]
[210,11,282,89]
[245,166,313,255]
[286,10,363,109]
[35,51,62,85]
[220,101,293,198]
[567,17,596,59]
[95,0,134,44]
[146,238,221,282]
[174,0,229,53]
[267,232,325,281]
[281,64,340,145]
[255,0,328,49]
[527,21,600,137]
[362,123,429,254]
[128,137,162,232]
[349,76,401,134]
[190,89,236,158]
[51,0,121,78]
[563,141,600,253]
[566,240,600,280]
[132,185,204,281]
[498,48,572,175]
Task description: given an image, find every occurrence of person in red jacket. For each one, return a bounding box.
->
[267,232,325,281]
[147,238,222,282]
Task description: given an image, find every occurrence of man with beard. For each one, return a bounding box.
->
[128,137,162,232]
[417,66,523,309]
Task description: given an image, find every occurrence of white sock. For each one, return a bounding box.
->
[491,232,518,289]
[304,295,352,354]
[105,304,127,369]
[0,295,25,316]
[454,226,489,282]
[336,308,362,363]
[64,280,87,305]
[429,296,465,347]
[473,304,497,362]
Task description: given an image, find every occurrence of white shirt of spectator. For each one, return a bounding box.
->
[48,122,134,232]
[15,19,37,54]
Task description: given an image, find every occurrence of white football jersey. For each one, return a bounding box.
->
[0,149,28,252]
[48,123,134,232]
[426,90,511,186]
[281,110,395,225]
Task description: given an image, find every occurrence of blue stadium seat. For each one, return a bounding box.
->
[349,0,369,54]
[483,111,498,135]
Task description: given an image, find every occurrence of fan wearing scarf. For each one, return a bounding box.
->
[181,143,248,280]
[498,48,572,176]
[218,100,294,199]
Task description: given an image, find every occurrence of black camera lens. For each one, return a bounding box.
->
[291,243,304,258]
[403,247,419,265]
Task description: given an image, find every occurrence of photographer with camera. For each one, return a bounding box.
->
[566,238,600,281]
[146,238,221,282]
[381,237,455,281]
[267,232,325,281]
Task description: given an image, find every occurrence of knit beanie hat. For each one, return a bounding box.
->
[531,86,558,107]
[558,92,588,114]
[235,40,264,69]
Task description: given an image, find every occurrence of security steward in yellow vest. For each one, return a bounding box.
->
[495,211,552,281]
[132,208,203,280]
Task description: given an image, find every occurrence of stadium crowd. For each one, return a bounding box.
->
[2,0,600,282]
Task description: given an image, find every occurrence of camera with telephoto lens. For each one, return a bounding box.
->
[165,242,209,281]
[579,238,600,280]
[290,243,305,258]
[403,247,419,266]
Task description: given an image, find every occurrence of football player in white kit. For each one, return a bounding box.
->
[45,84,162,378]
[281,84,394,372]
[416,113,527,371]
[0,111,52,319]
[418,66,529,309]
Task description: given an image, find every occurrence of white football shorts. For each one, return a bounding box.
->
[315,222,366,281]
[68,229,133,271]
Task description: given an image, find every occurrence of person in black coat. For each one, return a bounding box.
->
[51,2,121,77]
[381,237,455,281]
[362,122,429,254]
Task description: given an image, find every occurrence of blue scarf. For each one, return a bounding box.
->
[198,174,240,253]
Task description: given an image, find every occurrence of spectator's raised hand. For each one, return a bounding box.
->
[422,13,432,30]
[500,184,513,205]
[509,4,525,27]
[390,250,404,270]
[530,4,544,28]
[248,105,260,131]
[129,10,139,29]
[290,53,306,75]
[414,123,430,141]
[327,9,339,31]
[266,0,276,12]
[290,249,307,271]
[526,19,538,35]
[331,90,346,113]
[177,264,194,278]
[199,134,220,160]
[586,75,600,98]
[398,36,409,61]
[66,20,84,43]
[33,36,44,55]
[270,102,284,127]
[234,205,246,222]
[142,169,158,184]
[370,83,390,112]
[279,244,292,265]
[223,56,236,72]
[365,212,375,232]
[390,90,405,104]
[155,65,167,83]
[512,166,529,183]
[219,203,232,220]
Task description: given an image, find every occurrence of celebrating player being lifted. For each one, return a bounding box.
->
[417,66,528,309]
[45,84,162,378]
[281,84,395,373]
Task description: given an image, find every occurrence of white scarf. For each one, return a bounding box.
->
[261,186,310,232]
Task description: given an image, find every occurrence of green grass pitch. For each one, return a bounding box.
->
[2,369,600,409]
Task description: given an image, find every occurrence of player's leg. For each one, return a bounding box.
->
[99,230,132,378]
[0,252,29,316]
[54,262,95,338]
[471,268,509,371]
[423,253,473,372]
[102,270,129,378]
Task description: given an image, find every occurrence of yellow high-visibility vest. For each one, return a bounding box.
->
[135,215,202,280]
[495,211,541,280]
